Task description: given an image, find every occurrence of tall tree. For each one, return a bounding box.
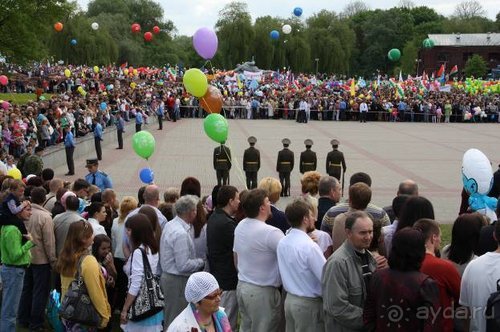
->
[252,16,281,70]
[464,54,488,78]
[342,1,370,18]
[453,1,486,19]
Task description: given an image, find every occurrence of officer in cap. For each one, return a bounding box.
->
[243,136,260,189]
[326,139,346,182]
[85,159,113,191]
[299,139,317,174]
[276,138,294,197]
[213,141,232,186]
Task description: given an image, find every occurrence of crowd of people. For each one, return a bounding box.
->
[0,156,499,331]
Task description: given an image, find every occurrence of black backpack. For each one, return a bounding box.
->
[486,279,500,332]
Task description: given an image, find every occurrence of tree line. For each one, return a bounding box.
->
[0,0,499,76]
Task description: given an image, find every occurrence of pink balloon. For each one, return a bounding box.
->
[1,101,10,110]
[193,27,218,60]
[0,75,8,86]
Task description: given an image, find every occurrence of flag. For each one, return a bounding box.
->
[450,65,458,76]
[120,62,128,68]
[399,70,403,83]
[422,71,428,82]
[350,79,355,97]
[437,64,445,78]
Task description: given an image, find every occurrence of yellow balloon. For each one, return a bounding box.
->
[182,68,208,97]
[123,69,129,75]
[93,66,99,73]
[77,86,83,92]
[130,82,137,89]
[133,69,138,76]
[64,69,71,78]
[7,168,22,180]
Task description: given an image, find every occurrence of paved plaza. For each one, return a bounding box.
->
[51,119,500,224]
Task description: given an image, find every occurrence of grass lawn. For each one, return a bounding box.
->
[0,93,53,105]
[440,223,452,246]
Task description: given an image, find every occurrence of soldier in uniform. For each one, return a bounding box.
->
[243,136,260,189]
[276,138,294,197]
[326,139,346,182]
[85,159,113,192]
[213,142,232,186]
[299,139,317,174]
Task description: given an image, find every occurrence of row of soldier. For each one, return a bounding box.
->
[213,138,347,195]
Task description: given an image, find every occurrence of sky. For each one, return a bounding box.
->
[75,0,498,36]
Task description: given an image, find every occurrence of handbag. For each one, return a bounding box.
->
[128,248,164,321]
[59,255,100,327]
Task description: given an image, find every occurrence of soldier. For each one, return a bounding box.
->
[276,138,294,197]
[213,142,232,186]
[85,159,113,191]
[326,139,346,183]
[299,139,317,174]
[243,136,260,189]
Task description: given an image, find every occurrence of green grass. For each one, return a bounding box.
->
[0,93,53,105]
[440,223,452,247]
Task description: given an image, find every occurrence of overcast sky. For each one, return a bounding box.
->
[76,0,498,36]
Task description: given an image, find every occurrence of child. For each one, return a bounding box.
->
[1,179,30,240]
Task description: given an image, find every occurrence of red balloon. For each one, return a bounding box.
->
[200,86,223,114]
[153,26,160,34]
[144,32,153,42]
[131,23,141,33]
[54,22,63,32]
[0,75,8,86]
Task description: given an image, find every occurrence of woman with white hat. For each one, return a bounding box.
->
[167,272,231,332]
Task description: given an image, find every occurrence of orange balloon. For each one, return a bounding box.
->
[54,22,63,32]
[200,86,223,114]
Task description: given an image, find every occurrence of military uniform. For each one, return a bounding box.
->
[243,136,260,189]
[326,139,346,181]
[276,138,294,197]
[213,144,231,186]
[299,139,317,174]
[85,159,113,191]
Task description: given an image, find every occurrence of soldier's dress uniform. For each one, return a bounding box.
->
[213,144,232,186]
[326,139,346,181]
[243,136,260,189]
[276,138,294,197]
[299,139,317,174]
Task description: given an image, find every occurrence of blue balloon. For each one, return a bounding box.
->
[139,168,154,184]
[70,39,77,45]
[100,102,107,111]
[270,30,280,40]
[293,7,303,17]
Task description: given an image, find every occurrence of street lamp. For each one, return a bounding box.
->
[415,59,422,76]
[315,58,319,75]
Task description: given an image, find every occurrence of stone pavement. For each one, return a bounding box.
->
[51,119,500,224]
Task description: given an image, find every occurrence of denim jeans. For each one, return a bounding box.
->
[18,264,51,329]
[0,265,25,331]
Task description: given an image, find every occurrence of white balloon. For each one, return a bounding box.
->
[282,24,292,35]
[91,22,99,30]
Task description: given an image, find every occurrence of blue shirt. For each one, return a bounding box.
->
[85,171,112,191]
[115,117,125,131]
[157,105,164,116]
[136,112,143,125]
[339,101,346,110]
[93,123,103,139]
[64,131,75,148]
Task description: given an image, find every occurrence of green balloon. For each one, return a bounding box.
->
[203,114,228,143]
[132,131,155,160]
[422,38,435,48]
[183,68,208,97]
[388,48,401,61]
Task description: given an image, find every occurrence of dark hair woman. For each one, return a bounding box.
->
[395,196,435,232]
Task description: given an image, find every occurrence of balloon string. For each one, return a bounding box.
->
[222,142,247,190]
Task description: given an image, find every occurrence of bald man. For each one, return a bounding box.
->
[383,179,419,223]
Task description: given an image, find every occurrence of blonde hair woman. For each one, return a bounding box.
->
[258,177,288,234]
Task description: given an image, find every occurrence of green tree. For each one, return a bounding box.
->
[464,54,488,78]
[252,16,282,70]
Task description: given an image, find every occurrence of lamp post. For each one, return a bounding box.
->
[415,59,422,76]
[315,58,319,75]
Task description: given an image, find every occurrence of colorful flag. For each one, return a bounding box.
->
[350,79,355,97]
[437,64,445,78]
[450,65,458,76]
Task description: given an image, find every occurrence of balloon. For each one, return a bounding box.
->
[282,24,292,34]
[293,7,303,17]
[1,101,9,110]
[106,84,114,90]
[204,114,228,144]
[70,39,77,46]
[422,38,434,48]
[270,30,280,40]
[131,23,141,33]
[153,26,160,34]
[183,68,208,97]
[7,168,22,180]
[0,161,7,175]
[123,69,129,76]
[193,27,218,60]
[0,75,8,86]
[139,168,154,184]
[91,22,99,30]
[200,86,223,114]
[54,22,63,32]
[39,96,46,101]
[100,102,107,110]
[133,69,138,76]
[64,69,71,78]
[388,48,401,61]
[130,82,137,89]
[144,31,153,42]
[132,131,156,160]
[93,66,99,74]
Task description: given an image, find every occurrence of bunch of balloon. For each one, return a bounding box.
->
[132,131,156,183]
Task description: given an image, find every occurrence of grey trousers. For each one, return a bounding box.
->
[236,281,282,332]
[221,289,239,332]
[160,272,189,328]
[284,293,324,332]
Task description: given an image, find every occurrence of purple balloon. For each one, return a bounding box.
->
[193,27,218,60]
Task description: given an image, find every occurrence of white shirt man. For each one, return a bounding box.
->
[233,189,284,332]
[278,199,326,332]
